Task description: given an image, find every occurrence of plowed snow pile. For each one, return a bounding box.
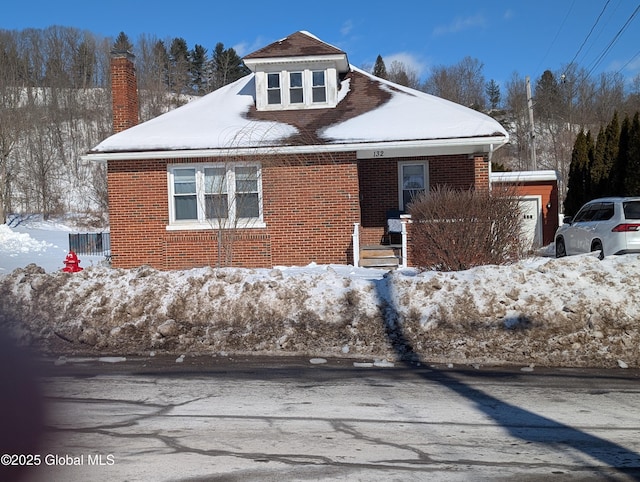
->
[1,254,639,368]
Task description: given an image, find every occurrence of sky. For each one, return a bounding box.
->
[3,1,640,88]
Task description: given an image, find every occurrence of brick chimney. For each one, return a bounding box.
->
[110,49,139,133]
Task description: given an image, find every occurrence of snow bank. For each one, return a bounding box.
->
[1,254,639,368]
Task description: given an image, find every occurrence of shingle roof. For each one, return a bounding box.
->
[88,32,508,156]
[243,31,346,60]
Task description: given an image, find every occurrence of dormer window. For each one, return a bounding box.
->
[243,31,350,112]
[289,72,304,103]
[312,71,326,103]
[267,73,281,105]
[256,68,336,110]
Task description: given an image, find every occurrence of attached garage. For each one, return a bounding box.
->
[491,170,559,248]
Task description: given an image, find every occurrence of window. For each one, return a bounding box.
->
[289,72,303,104]
[267,73,281,105]
[173,168,197,220]
[169,164,263,229]
[399,162,427,210]
[259,69,333,110]
[593,203,614,221]
[623,201,640,220]
[312,70,326,103]
[234,166,260,218]
[204,167,228,220]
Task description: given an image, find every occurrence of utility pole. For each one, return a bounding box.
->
[526,76,537,170]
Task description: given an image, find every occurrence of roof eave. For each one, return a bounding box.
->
[82,135,508,163]
[244,54,349,73]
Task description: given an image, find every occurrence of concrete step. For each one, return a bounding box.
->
[359,245,400,268]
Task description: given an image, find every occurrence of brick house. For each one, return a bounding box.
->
[85,31,509,270]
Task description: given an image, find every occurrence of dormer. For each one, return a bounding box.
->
[243,31,350,112]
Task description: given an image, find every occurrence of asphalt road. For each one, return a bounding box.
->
[6,355,640,481]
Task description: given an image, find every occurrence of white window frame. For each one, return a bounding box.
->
[311,69,327,103]
[256,67,335,110]
[398,161,428,211]
[289,71,304,104]
[167,163,265,230]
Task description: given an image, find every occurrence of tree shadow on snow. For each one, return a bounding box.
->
[373,275,640,480]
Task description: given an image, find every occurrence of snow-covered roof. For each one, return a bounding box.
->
[491,170,558,183]
[87,32,508,160]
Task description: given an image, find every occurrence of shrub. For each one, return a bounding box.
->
[408,185,526,271]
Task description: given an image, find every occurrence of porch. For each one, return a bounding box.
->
[352,215,411,269]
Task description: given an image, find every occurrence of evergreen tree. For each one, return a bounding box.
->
[168,37,190,94]
[152,40,170,89]
[534,70,560,121]
[372,55,387,79]
[189,44,208,94]
[210,42,248,91]
[564,130,593,215]
[485,79,501,110]
[113,31,133,52]
[624,112,640,195]
[594,111,620,197]
[590,127,607,199]
[612,114,631,195]
[71,37,96,88]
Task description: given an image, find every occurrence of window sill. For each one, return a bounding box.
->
[166,221,267,231]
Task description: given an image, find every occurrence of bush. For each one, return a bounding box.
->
[408,185,526,271]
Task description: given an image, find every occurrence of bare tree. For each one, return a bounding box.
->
[387,60,421,89]
[422,56,486,110]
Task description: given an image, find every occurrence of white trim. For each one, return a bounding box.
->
[83,136,508,163]
[167,162,264,230]
[398,160,428,211]
[255,67,337,111]
[491,170,558,183]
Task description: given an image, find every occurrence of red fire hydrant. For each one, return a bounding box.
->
[62,251,83,273]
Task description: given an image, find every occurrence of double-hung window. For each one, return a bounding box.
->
[289,72,303,104]
[173,168,197,220]
[312,70,326,103]
[267,73,281,105]
[169,164,263,229]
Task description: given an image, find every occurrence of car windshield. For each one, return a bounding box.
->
[623,201,640,220]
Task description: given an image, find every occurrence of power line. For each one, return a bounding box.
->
[534,0,576,76]
[585,4,640,78]
[564,0,611,75]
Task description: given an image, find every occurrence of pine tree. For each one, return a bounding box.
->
[189,44,208,94]
[612,114,631,195]
[372,55,387,79]
[591,111,620,197]
[590,130,609,199]
[564,130,593,215]
[624,112,640,195]
[152,40,170,88]
[168,37,190,94]
[210,43,249,91]
[485,79,501,110]
[534,70,560,121]
[113,31,133,52]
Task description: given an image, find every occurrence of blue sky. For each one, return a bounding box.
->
[3,0,640,88]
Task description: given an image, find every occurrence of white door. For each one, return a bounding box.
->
[519,196,542,249]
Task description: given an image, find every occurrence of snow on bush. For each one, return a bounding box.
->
[1,254,639,368]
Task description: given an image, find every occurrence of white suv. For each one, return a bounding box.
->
[555,197,640,259]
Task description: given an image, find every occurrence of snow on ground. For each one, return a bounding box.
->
[1,217,639,368]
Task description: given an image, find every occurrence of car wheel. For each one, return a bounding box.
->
[555,238,566,258]
[592,240,604,260]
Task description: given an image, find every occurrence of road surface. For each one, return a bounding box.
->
[6,355,640,481]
